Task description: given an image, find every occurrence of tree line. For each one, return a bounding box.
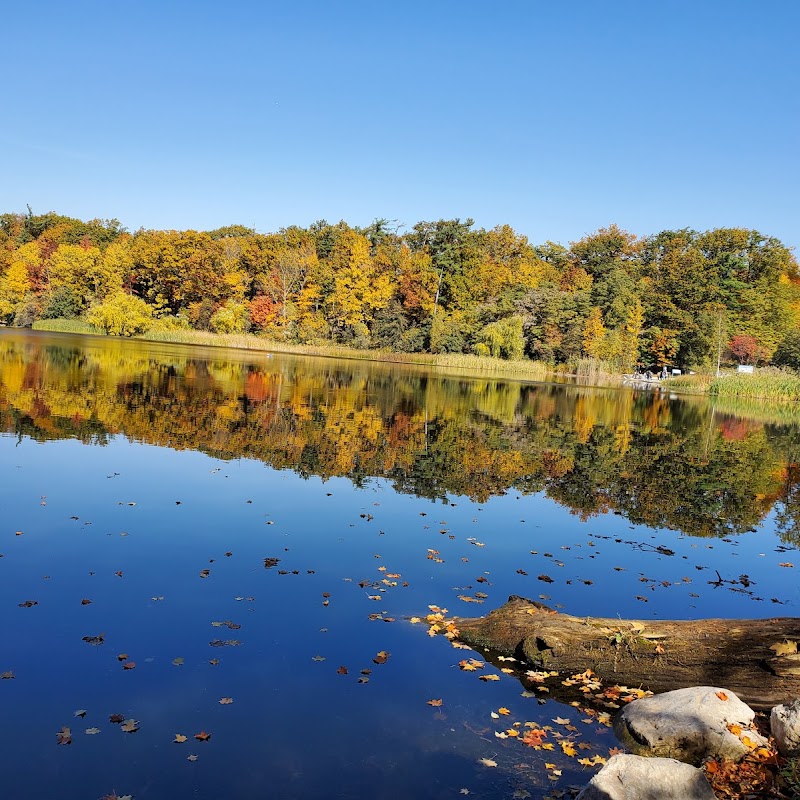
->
[1,209,799,369]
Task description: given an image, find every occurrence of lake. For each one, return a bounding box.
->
[1,329,798,800]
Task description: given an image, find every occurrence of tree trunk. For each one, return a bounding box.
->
[454,595,800,710]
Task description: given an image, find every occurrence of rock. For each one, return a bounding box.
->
[612,686,768,764]
[771,698,800,756]
[576,754,716,800]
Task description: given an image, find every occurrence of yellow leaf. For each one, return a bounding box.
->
[478,758,497,768]
[498,707,510,716]
[174,734,187,743]
[560,741,577,757]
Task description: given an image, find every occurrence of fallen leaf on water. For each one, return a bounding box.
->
[479,674,501,682]
[194,731,211,742]
[109,714,125,724]
[120,719,139,733]
[427,699,443,707]
[56,726,72,745]
[336,666,348,675]
[85,727,101,735]
[522,728,547,747]
[174,734,188,743]
[560,741,577,756]
[779,562,794,568]
[122,661,136,670]
[219,697,233,705]
[497,707,510,716]
[199,569,210,578]
[74,709,87,718]
[478,758,497,768]
[373,651,390,664]
[187,754,198,761]
[1,671,14,679]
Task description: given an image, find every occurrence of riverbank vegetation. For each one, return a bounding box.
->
[2,210,800,378]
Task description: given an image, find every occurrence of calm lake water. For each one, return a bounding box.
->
[1,329,798,800]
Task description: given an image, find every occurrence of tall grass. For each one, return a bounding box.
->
[32,319,100,334]
[664,369,800,402]
[137,328,553,380]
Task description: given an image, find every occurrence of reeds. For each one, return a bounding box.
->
[137,329,554,380]
[32,319,100,334]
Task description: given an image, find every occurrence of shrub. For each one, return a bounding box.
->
[86,292,153,336]
[210,301,250,334]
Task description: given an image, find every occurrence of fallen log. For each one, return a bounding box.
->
[454,595,800,710]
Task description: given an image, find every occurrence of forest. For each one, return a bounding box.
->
[1,209,800,370]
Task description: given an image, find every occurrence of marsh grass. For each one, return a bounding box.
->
[32,319,100,334]
[665,369,800,402]
[138,328,554,380]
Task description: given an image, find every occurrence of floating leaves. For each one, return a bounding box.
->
[56,726,72,745]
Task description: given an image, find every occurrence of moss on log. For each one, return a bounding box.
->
[454,595,800,710]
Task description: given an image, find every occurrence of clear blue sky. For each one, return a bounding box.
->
[1,0,797,252]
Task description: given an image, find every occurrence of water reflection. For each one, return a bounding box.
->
[2,329,799,540]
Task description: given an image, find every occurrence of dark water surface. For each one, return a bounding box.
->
[1,330,798,800]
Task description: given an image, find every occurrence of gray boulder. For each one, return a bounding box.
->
[771,698,800,756]
[576,754,716,800]
[613,686,767,764]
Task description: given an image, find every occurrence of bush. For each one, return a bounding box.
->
[40,286,81,320]
[13,298,40,327]
[210,301,250,334]
[86,292,153,336]
[773,331,800,371]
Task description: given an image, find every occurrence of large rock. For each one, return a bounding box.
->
[612,686,768,764]
[576,754,715,800]
[771,698,800,756]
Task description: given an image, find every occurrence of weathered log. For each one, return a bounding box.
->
[454,595,800,710]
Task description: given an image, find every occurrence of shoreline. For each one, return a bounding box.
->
[18,322,800,404]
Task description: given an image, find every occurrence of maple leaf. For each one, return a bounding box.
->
[336,666,348,675]
[553,716,570,725]
[522,728,547,747]
[715,691,729,701]
[109,714,125,724]
[497,707,510,716]
[537,574,554,583]
[56,726,72,745]
[120,719,139,733]
[219,697,233,705]
[427,699,443,707]
[122,661,136,670]
[479,674,500,682]
[194,731,211,742]
[373,651,390,664]
[187,754,198,761]
[1,671,14,680]
[560,741,577,756]
[174,734,188,743]
[85,727,101,735]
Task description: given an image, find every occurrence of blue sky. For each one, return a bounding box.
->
[2,0,797,251]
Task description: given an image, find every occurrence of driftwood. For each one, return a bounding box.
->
[454,596,800,710]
